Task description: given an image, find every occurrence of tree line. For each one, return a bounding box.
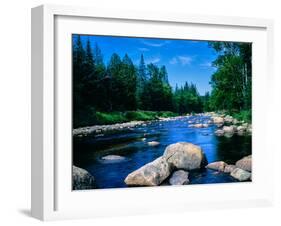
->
[73,35,252,127]
[73,35,204,127]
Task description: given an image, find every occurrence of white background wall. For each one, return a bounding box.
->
[0,0,280,225]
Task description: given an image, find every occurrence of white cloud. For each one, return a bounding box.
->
[141,40,169,47]
[138,47,149,52]
[169,55,192,66]
[200,62,213,67]
[169,57,178,65]
[178,56,192,65]
[147,57,160,64]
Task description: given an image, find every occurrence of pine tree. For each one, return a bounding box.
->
[136,54,147,109]
[84,39,95,79]
[121,54,137,110]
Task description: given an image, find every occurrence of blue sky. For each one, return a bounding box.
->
[74,35,218,95]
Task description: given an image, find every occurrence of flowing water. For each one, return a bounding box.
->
[73,116,252,189]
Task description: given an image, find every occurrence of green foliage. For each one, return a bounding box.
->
[94,111,178,125]
[141,64,173,111]
[125,111,156,121]
[208,42,252,114]
[173,82,203,114]
[232,110,252,123]
[95,112,127,125]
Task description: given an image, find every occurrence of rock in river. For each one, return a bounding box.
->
[222,126,236,134]
[236,155,252,172]
[163,142,207,170]
[148,141,160,147]
[215,129,224,136]
[169,170,189,185]
[212,116,224,125]
[230,168,251,181]
[224,164,237,173]
[224,115,234,124]
[193,123,204,128]
[124,157,171,186]
[206,161,227,172]
[72,166,95,190]
[101,155,126,162]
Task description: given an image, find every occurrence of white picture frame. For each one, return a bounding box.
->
[31,4,274,221]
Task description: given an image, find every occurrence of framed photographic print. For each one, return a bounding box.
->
[31,4,274,221]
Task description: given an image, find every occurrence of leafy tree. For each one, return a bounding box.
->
[208,42,252,113]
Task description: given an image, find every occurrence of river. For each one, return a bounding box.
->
[73,115,252,189]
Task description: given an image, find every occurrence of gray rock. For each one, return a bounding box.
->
[148,141,160,147]
[215,129,224,136]
[230,168,251,181]
[169,170,189,185]
[193,123,204,128]
[163,142,207,170]
[206,161,226,172]
[224,164,237,173]
[237,125,247,135]
[222,126,235,134]
[236,155,252,172]
[233,118,239,125]
[101,155,126,162]
[72,166,95,190]
[124,157,171,186]
[224,115,234,124]
[212,116,224,125]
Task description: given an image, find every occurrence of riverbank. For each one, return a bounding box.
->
[73,115,187,137]
[73,111,252,137]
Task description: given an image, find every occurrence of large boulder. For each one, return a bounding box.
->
[230,168,251,181]
[206,161,226,172]
[72,166,95,190]
[124,157,171,186]
[169,170,189,185]
[236,155,252,172]
[163,142,207,170]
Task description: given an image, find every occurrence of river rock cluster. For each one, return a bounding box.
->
[73,142,252,189]
[124,142,252,186]
[187,112,252,137]
[210,113,252,137]
[206,155,252,181]
[73,121,145,137]
[124,142,207,186]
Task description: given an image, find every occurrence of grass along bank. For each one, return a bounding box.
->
[94,111,178,126]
